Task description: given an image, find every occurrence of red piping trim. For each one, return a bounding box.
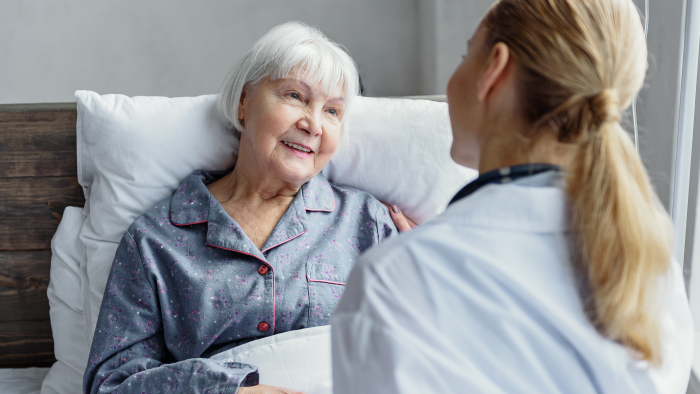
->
[172,220,208,226]
[307,279,346,286]
[209,244,276,333]
[210,244,267,263]
[170,211,209,227]
[261,230,308,254]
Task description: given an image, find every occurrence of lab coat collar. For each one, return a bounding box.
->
[449,164,561,205]
[438,179,570,233]
[169,169,335,259]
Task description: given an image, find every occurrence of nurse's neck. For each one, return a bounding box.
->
[477,118,576,175]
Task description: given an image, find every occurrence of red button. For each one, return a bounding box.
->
[258,265,269,275]
[258,321,270,332]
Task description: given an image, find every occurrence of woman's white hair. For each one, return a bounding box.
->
[219,21,360,137]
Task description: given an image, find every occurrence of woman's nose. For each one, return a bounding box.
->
[298,109,323,136]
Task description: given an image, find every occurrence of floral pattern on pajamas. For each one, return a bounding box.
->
[83,169,397,394]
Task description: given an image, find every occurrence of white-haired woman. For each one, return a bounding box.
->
[84,22,399,394]
[332,0,694,392]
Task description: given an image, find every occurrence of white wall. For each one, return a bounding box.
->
[419,0,492,94]
[0,0,422,103]
[1,1,685,210]
[1,0,689,212]
[0,0,496,100]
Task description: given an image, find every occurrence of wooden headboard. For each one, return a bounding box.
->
[0,103,84,368]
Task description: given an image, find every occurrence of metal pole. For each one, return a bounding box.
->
[671,0,700,269]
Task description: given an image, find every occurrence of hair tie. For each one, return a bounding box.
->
[590,89,621,125]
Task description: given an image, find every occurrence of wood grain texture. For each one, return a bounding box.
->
[0,251,52,322]
[0,176,85,251]
[0,104,82,367]
[0,320,56,368]
[0,103,77,112]
[0,106,78,178]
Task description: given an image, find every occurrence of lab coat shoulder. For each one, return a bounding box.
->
[334,184,588,393]
[336,183,575,323]
[333,219,452,322]
[332,183,694,394]
[332,221,483,394]
[653,258,694,393]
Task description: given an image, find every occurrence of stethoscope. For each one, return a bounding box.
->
[449,163,561,205]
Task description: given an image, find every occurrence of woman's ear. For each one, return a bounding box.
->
[238,87,248,122]
[477,42,511,102]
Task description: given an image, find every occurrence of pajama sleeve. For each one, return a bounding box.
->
[373,201,399,243]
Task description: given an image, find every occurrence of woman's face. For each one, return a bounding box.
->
[238,75,344,185]
[447,25,488,168]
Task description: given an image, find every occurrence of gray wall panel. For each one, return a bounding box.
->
[0,0,421,102]
[632,0,685,210]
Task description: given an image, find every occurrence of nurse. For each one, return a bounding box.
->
[332,0,694,392]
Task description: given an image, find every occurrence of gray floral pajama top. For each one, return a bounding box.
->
[83,169,397,394]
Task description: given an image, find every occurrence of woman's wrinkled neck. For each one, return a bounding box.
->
[207,141,303,207]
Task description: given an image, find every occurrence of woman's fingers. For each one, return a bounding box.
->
[390,205,412,232]
[403,210,418,229]
[277,388,304,394]
[238,385,305,394]
[381,202,415,232]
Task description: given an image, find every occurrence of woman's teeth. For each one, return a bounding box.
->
[282,141,311,153]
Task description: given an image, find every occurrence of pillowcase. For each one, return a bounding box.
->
[211,326,332,394]
[322,96,476,223]
[40,361,83,394]
[75,91,240,338]
[75,89,477,343]
[43,207,88,394]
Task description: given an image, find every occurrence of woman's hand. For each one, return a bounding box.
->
[382,203,417,232]
[238,384,305,394]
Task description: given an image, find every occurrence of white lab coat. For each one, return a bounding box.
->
[331,175,693,394]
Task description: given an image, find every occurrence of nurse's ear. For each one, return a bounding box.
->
[477,42,512,102]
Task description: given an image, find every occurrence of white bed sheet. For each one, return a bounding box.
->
[0,368,49,394]
[0,327,331,394]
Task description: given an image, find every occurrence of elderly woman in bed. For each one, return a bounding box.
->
[84,22,407,394]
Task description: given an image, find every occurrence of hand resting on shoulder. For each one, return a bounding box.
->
[238,385,305,394]
[381,202,417,232]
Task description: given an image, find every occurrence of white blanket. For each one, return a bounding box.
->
[0,368,49,394]
[211,326,332,394]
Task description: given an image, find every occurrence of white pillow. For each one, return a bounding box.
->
[322,96,476,223]
[43,207,88,394]
[75,89,477,348]
[71,90,476,392]
[211,326,332,394]
[75,91,240,338]
[40,361,83,394]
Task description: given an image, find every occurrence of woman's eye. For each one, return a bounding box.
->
[328,108,338,116]
[290,92,300,100]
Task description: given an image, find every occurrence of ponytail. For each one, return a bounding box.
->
[483,0,670,364]
[567,95,672,365]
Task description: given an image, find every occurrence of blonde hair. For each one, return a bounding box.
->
[483,0,672,364]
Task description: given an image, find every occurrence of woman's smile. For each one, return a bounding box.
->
[280,140,314,157]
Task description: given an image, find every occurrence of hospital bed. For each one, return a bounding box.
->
[0,94,466,394]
